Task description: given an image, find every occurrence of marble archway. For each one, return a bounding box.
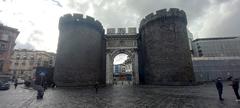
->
[105,34,139,85]
[106,49,139,84]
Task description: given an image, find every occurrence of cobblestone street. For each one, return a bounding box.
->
[0,82,240,108]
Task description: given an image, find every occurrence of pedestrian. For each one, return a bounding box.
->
[230,78,240,101]
[227,76,233,81]
[113,78,116,85]
[215,77,224,101]
[94,82,99,94]
[127,75,131,85]
[37,85,44,99]
[51,82,56,88]
[14,79,18,89]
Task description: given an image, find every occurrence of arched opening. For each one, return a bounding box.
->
[106,49,139,85]
[113,53,133,85]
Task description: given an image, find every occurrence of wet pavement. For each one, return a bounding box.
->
[0,82,240,108]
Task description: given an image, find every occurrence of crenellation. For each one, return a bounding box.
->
[86,15,95,22]
[140,19,146,27]
[139,8,187,30]
[179,10,186,17]
[168,8,180,15]
[56,13,105,87]
[145,13,154,19]
[139,8,194,85]
[156,9,167,16]
[106,27,137,35]
[95,20,101,26]
[59,14,73,23]
[59,14,104,33]
[55,8,193,86]
[73,14,83,20]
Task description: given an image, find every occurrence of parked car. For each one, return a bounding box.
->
[17,78,25,84]
[0,81,10,90]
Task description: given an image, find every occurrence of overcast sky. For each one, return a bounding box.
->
[1,0,240,54]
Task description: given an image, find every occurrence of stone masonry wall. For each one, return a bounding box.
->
[54,14,105,86]
[139,8,195,85]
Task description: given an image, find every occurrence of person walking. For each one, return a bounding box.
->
[37,85,44,99]
[113,78,117,85]
[215,77,224,101]
[14,79,18,89]
[230,78,240,101]
[51,82,56,88]
[94,82,99,94]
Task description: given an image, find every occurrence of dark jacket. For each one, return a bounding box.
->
[216,80,223,90]
[232,79,239,89]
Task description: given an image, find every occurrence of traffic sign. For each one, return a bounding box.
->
[39,72,46,76]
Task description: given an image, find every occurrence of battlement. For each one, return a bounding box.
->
[59,13,104,33]
[106,27,137,35]
[139,8,187,29]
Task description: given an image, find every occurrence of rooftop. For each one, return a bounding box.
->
[193,36,239,42]
[0,24,19,34]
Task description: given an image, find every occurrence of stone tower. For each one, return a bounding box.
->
[54,14,105,86]
[139,8,195,85]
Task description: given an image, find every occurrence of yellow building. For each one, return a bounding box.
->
[0,24,19,75]
[10,49,55,80]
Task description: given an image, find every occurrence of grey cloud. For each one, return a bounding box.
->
[15,41,35,50]
[64,0,240,38]
[67,0,91,13]
[202,0,240,37]
[28,30,44,43]
[49,0,63,7]
[14,30,44,50]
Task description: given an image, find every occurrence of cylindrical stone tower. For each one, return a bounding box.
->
[54,14,105,86]
[139,8,195,85]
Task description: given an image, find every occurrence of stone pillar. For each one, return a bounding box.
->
[133,52,139,84]
[106,53,113,84]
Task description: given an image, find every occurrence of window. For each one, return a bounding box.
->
[29,61,34,65]
[0,60,3,72]
[30,56,34,60]
[16,55,20,60]
[38,56,42,60]
[23,56,27,60]
[49,60,53,64]
[15,62,19,66]
[37,62,41,66]
[22,62,26,65]
[0,43,6,49]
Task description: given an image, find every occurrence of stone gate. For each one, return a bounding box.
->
[54,8,195,86]
[105,28,139,84]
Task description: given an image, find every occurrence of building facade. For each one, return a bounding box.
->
[192,37,240,57]
[113,64,121,76]
[193,57,240,81]
[10,49,55,80]
[0,24,19,75]
[122,58,132,74]
[191,36,240,82]
[122,58,133,81]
